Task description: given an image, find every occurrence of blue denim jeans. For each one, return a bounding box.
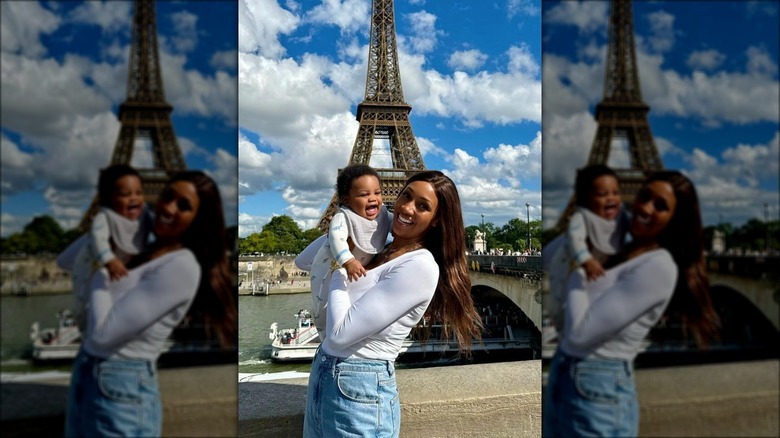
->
[65,349,161,437]
[543,349,638,437]
[304,348,400,438]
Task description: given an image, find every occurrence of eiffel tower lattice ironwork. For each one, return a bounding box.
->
[556,0,663,231]
[80,0,186,229]
[317,0,425,231]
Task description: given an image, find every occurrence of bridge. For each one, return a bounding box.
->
[706,255,779,332]
[466,254,780,345]
[467,255,543,332]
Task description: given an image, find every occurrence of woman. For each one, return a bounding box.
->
[542,171,719,437]
[302,170,482,438]
[64,171,236,437]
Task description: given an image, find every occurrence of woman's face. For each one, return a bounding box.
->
[631,180,677,241]
[392,181,438,242]
[154,181,200,241]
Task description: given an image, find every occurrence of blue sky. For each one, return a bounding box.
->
[542,0,779,229]
[1,1,238,237]
[238,0,542,237]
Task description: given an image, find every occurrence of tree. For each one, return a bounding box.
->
[1,215,67,255]
[262,215,303,253]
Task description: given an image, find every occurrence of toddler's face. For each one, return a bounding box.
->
[111,175,144,220]
[343,175,382,220]
[588,175,621,220]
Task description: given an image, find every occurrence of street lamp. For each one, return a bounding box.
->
[525,203,531,252]
[481,214,486,254]
[765,203,769,253]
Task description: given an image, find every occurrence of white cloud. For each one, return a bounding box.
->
[169,10,199,53]
[0,2,60,58]
[508,0,540,18]
[305,0,369,35]
[238,0,300,57]
[508,44,540,77]
[237,133,275,195]
[204,148,239,226]
[687,49,726,71]
[1,135,37,197]
[159,52,237,123]
[210,50,238,71]
[746,46,778,76]
[684,131,779,224]
[403,46,541,127]
[442,133,543,226]
[238,211,267,237]
[238,52,352,142]
[67,1,131,34]
[645,10,675,53]
[1,212,38,238]
[405,11,440,54]
[448,49,488,72]
[544,1,608,34]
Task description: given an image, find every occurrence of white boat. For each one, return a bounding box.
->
[30,309,81,361]
[268,310,535,362]
[29,310,183,363]
[269,310,320,361]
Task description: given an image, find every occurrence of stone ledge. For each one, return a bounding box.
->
[637,359,779,437]
[1,364,238,438]
[238,360,543,438]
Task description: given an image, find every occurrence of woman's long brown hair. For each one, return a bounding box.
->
[169,171,237,349]
[645,171,720,348]
[404,171,483,355]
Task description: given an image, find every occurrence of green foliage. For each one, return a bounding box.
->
[239,215,323,255]
[0,215,72,255]
[704,219,779,253]
[466,218,543,252]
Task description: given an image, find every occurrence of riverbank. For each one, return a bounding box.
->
[238,278,310,296]
[1,364,237,437]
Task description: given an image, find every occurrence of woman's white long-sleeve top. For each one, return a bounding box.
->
[560,248,678,361]
[322,249,439,361]
[84,249,201,361]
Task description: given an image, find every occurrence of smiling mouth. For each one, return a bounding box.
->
[397,215,413,225]
[365,205,378,216]
[158,214,174,225]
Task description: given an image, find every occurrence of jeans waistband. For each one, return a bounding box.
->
[315,348,395,376]
[555,349,633,375]
[78,348,156,374]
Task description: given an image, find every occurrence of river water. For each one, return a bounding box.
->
[4,291,535,378]
[1,293,76,373]
[238,293,314,376]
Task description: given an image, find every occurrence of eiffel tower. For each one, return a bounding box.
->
[80,0,186,229]
[317,0,425,231]
[556,0,663,231]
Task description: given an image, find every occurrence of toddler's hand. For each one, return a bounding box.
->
[106,258,129,281]
[343,259,366,282]
[582,258,605,281]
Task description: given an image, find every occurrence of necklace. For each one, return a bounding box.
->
[372,242,423,267]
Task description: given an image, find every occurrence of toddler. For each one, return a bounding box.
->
[547,164,630,329]
[309,164,392,335]
[57,164,153,330]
